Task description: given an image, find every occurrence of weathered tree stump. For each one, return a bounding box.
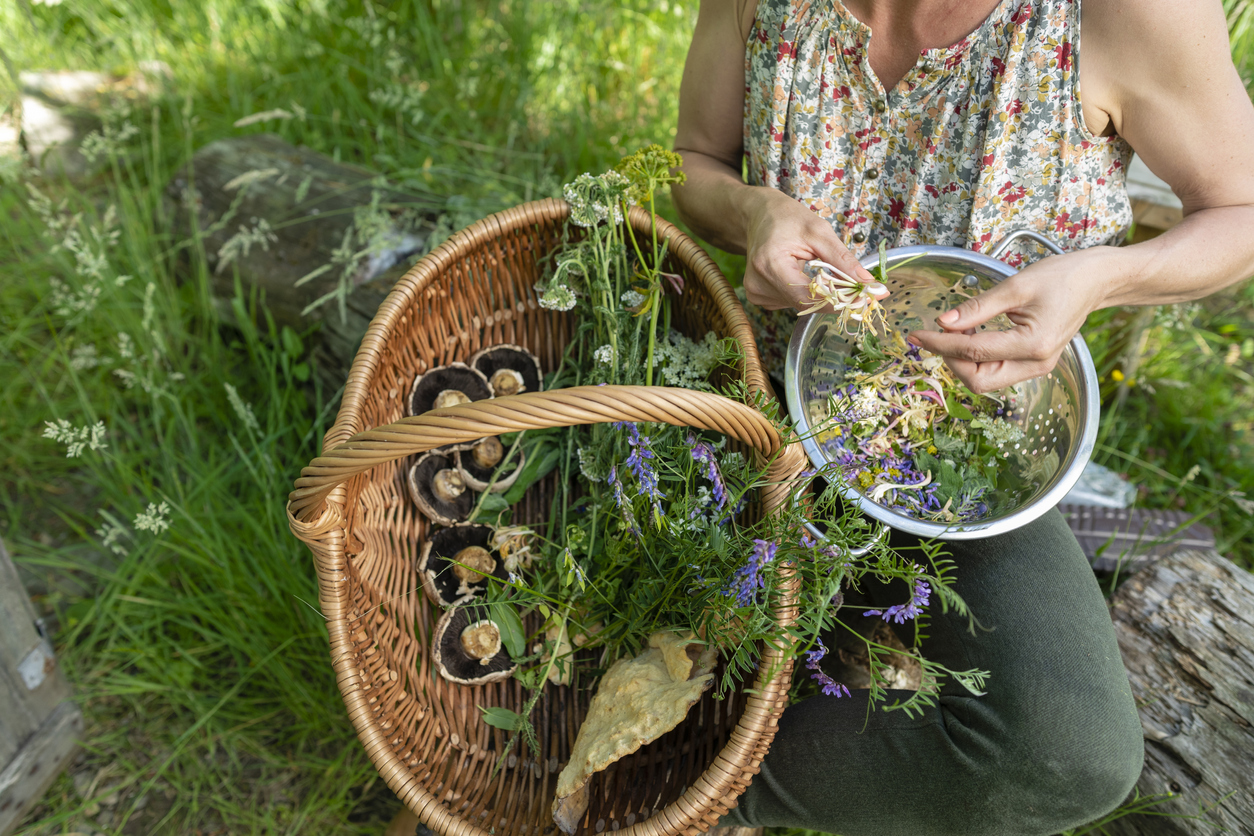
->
[1107,549,1254,834]
[165,133,442,375]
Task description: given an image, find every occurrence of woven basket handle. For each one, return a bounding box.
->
[289,385,807,522]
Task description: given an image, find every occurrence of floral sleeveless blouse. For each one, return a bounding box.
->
[743,0,1134,376]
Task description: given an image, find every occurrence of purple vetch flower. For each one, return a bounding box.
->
[687,434,728,512]
[865,578,932,624]
[607,465,641,539]
[729,538,777,606]
[804,640,851,698]
[615,422,665,515]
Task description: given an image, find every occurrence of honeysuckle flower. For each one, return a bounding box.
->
[798,259,888,335]
[868,471,933,502]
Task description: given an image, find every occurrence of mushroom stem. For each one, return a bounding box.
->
[461,620,503,665]
[472,437,505,468]
[490,368,526,397]
[432,468,467,502]
[452,545,496,585]
[434,389,471,409]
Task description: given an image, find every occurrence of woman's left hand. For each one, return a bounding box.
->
[907,247,1114,393]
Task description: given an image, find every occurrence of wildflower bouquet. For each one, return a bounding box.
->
[460,150,988,817]
[805,250,1038,524]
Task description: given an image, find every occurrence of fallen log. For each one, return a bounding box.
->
[165,133,441,374]
[1106,548,1254,835]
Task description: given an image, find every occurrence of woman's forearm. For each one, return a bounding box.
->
[1092,204,1254,310]
[1088,204,1254,312]
[672,150,775,255]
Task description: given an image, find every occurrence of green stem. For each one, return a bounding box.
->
[467,431,527,522]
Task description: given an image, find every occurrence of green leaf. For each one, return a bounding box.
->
[477,492,510,514]
[953,671,988,697]
[502,447,562,504]
[490,603,526,658]
[281,326,303,359]
[479,706,524,731]
[292,362,310,382]
[944,394,974,421]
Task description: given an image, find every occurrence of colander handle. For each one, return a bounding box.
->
[288,384,808,523]
[988,229,1066,260]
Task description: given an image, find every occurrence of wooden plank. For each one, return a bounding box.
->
[1058,504,1215,574]
[0,701,83,835]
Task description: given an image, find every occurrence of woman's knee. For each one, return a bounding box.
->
[987,687,1145,831]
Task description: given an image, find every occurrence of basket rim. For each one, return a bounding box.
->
[293,198,801,836]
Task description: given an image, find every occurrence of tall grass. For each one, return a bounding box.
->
[0,0,1251,834]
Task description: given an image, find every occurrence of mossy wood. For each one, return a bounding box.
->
[1107,548,1254,835]
[166,133,440,379]
[287,199,809,836]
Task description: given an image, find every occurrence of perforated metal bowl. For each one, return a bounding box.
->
[785,230,1100,540]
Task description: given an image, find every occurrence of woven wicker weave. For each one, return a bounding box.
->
[287,199,808,836]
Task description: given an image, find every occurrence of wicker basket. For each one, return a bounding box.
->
[287,199,808,836]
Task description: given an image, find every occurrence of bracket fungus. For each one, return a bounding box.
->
[433,604,517,685]
[471,344,543,398]
[419,523,508,607]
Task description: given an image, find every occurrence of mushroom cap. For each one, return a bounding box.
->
[419,524,507,607]
[470,345,543,398]
[456,438,525,493]
[409,363,493,417]
[409,452,476,526]
[433,603,517,685]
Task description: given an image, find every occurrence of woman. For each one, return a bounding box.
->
[672,0,1254,833]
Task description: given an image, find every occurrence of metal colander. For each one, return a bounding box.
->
[785,229,1100,540]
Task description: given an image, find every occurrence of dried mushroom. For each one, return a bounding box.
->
[456,436,525,493]
[433,603,517,685]
[419,523,507,607]
[409,363,492,417]
[470,344,543,398]
[408,452,475,525]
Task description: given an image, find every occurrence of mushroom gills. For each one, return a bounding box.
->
[408,363,492,417]
[461,619,503,666]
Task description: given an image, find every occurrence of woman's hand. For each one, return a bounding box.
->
[742,188,883,311]
[907,247,1115,393]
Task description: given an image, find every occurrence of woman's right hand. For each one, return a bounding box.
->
[742,187,881,311]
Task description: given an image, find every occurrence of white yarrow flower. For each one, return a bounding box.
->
[593,345,615,366]
[620,290,645,308]
[538,283,577,311]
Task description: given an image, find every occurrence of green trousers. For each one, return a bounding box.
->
[719,508,1144,836]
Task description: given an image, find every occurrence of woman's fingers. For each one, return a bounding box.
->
[935,276,1025,330]
[942,355,1058,393]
